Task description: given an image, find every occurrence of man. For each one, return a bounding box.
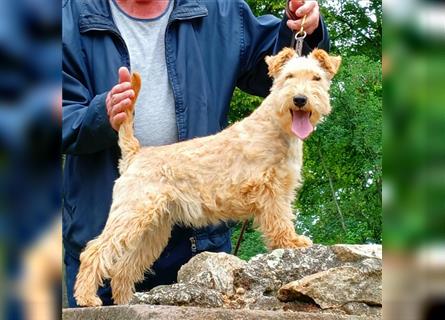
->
[62,0,329,307]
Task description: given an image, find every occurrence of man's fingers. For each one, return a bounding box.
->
[118,67,131,84]
[109,66,131,131]
[111,90,134,107]
[111,113,127,131]
[106,91,112,115]
[111,98,132,117]
[287,19,301,31]
[299,8,319,34]
[286,6,319,35]
[286,18,318,35]
[111,82,132,95]
[304,12,319,34]
[295,1,317,17]
[287,19,306,33]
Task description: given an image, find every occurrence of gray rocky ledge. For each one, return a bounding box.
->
[64,244,382,319]
[62,305,377,320]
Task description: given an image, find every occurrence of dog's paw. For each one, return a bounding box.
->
[75,295,103,307]
[290,235,313,248]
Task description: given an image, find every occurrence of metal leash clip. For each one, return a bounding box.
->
[292,30,307,57]
[291,13,307,57]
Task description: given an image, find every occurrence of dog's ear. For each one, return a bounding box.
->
[265,48,296,79]
[309,49,341,79]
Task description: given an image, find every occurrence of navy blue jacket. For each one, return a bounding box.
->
[62,0,329,286]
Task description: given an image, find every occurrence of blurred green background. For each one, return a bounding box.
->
[383,0,445,251]
[383,2,445,319]
[230,0,382,260]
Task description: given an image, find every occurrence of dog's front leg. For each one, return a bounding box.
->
[254,200,312,250]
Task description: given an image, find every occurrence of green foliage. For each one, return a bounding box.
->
[228,88,262,124]
[245,0,284,16]
[320,0,382,60]
[383,23,445,249]
[297,55,382,245]
[231,221,267,261]
[230,0,382,259]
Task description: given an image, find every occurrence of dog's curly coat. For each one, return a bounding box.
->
[74,48,341,306]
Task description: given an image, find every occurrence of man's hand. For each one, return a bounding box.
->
[286,0,320,35]
[106,67,135,131]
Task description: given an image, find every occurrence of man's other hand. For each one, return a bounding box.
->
[106,67,135,131]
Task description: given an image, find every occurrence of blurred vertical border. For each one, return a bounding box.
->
[1,0,445,319]
[0,0,61,319]
[384,0,445,319]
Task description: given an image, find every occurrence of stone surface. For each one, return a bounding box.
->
[331,244,382,262]
[177,252,247,295]
[341,302,382,318]
[134,245,382,316]
[65,244,382,319]
[233,246,342,295]
[233,245,382,307]
[277,261,382,309]
[62,305,376,320]
[131,283,224,308]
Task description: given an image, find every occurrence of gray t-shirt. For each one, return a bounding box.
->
[110,0,177,146]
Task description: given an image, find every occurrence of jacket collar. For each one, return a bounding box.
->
[79,0,208,33]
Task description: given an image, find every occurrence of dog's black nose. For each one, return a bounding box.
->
[293,95,307,108]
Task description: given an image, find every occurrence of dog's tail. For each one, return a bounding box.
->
[118,72,141,173]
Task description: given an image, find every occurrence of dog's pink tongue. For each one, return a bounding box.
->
[291,111,313,140]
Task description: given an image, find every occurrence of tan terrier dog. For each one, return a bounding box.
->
[74,48,341,306]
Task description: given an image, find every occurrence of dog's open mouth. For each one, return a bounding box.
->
[291,110,313,140]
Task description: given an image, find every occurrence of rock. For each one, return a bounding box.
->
[247,296,324,314]
[122,244,383,318]
[331,244,382,262]
[277,260,382,309]
[63,305,376,320]
[236,287,246,295]
[341,302,382,318]
[177,252,246,295]
[233,245,381,297]
[247,295,285,311]
[131,283,224,308]
[233,245,342,294]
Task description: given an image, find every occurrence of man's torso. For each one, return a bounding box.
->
[110,0,178,147]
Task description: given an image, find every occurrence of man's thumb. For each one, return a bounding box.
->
[118,66,131,83]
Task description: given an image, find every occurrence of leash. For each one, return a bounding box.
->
[286,0,307,56]
[233,1,308,257]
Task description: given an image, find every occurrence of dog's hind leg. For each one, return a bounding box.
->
[74,192,172,307]
[110,215,172,305]
[72,236,105,307]
[254,198,312,250]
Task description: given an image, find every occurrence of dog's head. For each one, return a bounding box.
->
[265,48,341,140]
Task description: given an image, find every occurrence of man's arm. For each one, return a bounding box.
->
[61,2,118,155]
[62,69,117,155]
[236,1,329,98]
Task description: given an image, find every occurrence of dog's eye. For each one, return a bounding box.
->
[312,75,321,81]
[285,74,294,80]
